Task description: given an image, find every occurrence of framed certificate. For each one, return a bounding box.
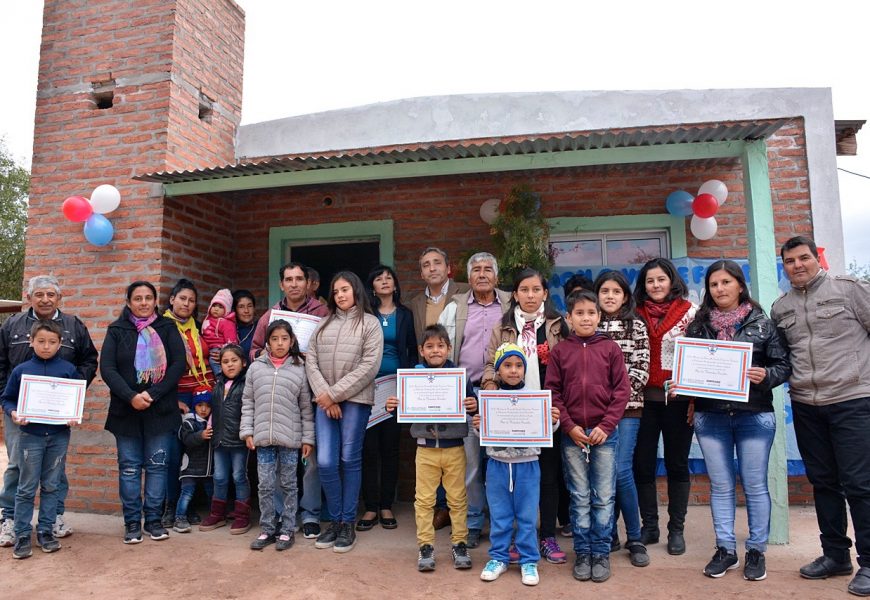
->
[479,390,553,447]
[269,310,322,353]
[396,368,466,423]
[672,337,753,402]
[367,374,396,429]
[17,375,86,424]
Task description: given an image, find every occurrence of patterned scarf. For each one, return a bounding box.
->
[710,301,753,341]
[163,308,211,386]
[514,304,546,390]
[129,311,166,384]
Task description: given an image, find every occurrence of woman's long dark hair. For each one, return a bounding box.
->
[695,260,762,325]
[126,280,157,302]
[317,271,374,340]
[365,265,404,308]
[593,270,638,323]
[500,268,567,337]
[633,258,688,305]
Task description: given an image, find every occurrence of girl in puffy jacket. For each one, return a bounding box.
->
[240,320,315,552]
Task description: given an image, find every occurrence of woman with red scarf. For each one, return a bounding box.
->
[633,258,698,556]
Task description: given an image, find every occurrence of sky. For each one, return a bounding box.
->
[2,1,869,265]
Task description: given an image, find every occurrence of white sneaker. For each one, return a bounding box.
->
[521,563,540,586]
[480,559,508,582]
[0,518,14,547]
[53,515,73,538]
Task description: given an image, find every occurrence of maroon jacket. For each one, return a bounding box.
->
[250,296,329,361]
[545,333,630,436]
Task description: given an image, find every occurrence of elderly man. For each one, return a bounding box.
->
[408,247,469,349]
[0,275,98,546]
[771,236,870,597]
[438,252,510,548]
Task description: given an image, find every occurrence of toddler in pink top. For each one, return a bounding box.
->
[203,288,239,372]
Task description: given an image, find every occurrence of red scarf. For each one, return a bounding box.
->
[637,298,693,387]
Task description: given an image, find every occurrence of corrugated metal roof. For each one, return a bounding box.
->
[137,119,787,184]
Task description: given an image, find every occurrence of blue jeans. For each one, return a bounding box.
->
[487,459,541,565]
[115,431,172,525]
[562,429,619,556]
[299,455,322,524]
[1,413,69,520]
[212,447,250,502]
[316,402,371,523]
[176,477,214,518]
[257,446,299,535]
[166,392,191,507]
[694,410,776,552]
[14,429,70,538]
[612,417,642,541]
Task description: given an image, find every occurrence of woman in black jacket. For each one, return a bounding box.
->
[678,260,791,581]
[357,265,417,531]
[100,281,186,544]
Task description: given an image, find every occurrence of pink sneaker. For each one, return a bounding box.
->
[540,537,567,564]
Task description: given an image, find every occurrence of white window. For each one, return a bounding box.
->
[549,230,670,267]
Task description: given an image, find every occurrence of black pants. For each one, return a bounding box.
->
[793,397,870,567]
[360,416,401,512]
[539,433,568,538]
[633,399,694,485]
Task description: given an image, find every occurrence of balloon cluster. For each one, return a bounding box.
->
[61,185,121,246]
[665,180,728,241]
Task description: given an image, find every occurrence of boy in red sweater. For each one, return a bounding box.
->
[545,289,630,584]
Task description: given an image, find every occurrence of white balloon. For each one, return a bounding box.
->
[90,184,121,214]
[690,215,718,240]
[479,198,500,225]
[698,179,728,206]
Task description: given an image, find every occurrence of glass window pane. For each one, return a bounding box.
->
[605,238,663,264]
[550,239,603,267]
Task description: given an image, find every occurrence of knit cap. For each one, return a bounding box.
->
[209,288,234,313]
[494,342,527,372]
[190,387,212,408]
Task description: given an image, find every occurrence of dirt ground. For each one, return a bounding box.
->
[0,501,854,600]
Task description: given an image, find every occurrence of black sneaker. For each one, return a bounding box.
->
[161,503,176,528]
[250,531,276,550]
[333,522,356,553]
[144,520,170,541]
[187,511,202,525]
[744,549,767,581]
[276,532,295,551]
[302,522,321,539]
[36,530,61,553]
[418,544,436,571]
[13,535,32,559]
[799,555,854,579]
[315,522,340,549]
[703,546,739,578]
[173,517,191,533]
[573,554,592,581]
[124,521,143,544]
[452,542,472,569]
[466,528,482,549]
[591,554,611,583]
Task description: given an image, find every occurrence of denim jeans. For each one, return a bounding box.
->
[299,452,322,524]
[1,413,69,520]
[165,392,191,507]
[694,410,775,552]
[316,402,371,523]
[14,429,70,538]
[257,446,299,535]
[792,397,870,567]
[487,459,541,565]
[612,417,642,541]
[175,477,214,518]
[115,431,172,525]
[212,447,250,502]
[562,428,619,556]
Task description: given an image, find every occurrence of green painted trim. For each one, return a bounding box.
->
[267,220,394,305]
[742,139,788,544]
[163,141,746,196]
[548,214,688,258]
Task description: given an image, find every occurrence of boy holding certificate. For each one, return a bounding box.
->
[545,290,630,584]
[1,321,82,559]
[474,343,560,587]
[385,324,477,572]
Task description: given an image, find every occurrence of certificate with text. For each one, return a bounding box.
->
[396,368,466,423]
[269,310,321,353]
[17,375,86,424]
[672,337,753,402]
[479,390,553,447]
[367,374,396,429]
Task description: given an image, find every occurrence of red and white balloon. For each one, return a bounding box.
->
[60,184,122,246]
[665,179,728,241]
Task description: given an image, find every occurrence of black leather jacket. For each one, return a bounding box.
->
[685,307,792,413]
[211,372,246,449]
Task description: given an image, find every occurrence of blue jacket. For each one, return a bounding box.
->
[1,355,82,436]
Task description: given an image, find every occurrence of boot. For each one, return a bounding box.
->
[230,499,252,535]
[199,499,228,531]
[636,482,660,545]
[666,480,690,555]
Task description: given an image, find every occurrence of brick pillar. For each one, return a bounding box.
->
[25,0,244,513]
